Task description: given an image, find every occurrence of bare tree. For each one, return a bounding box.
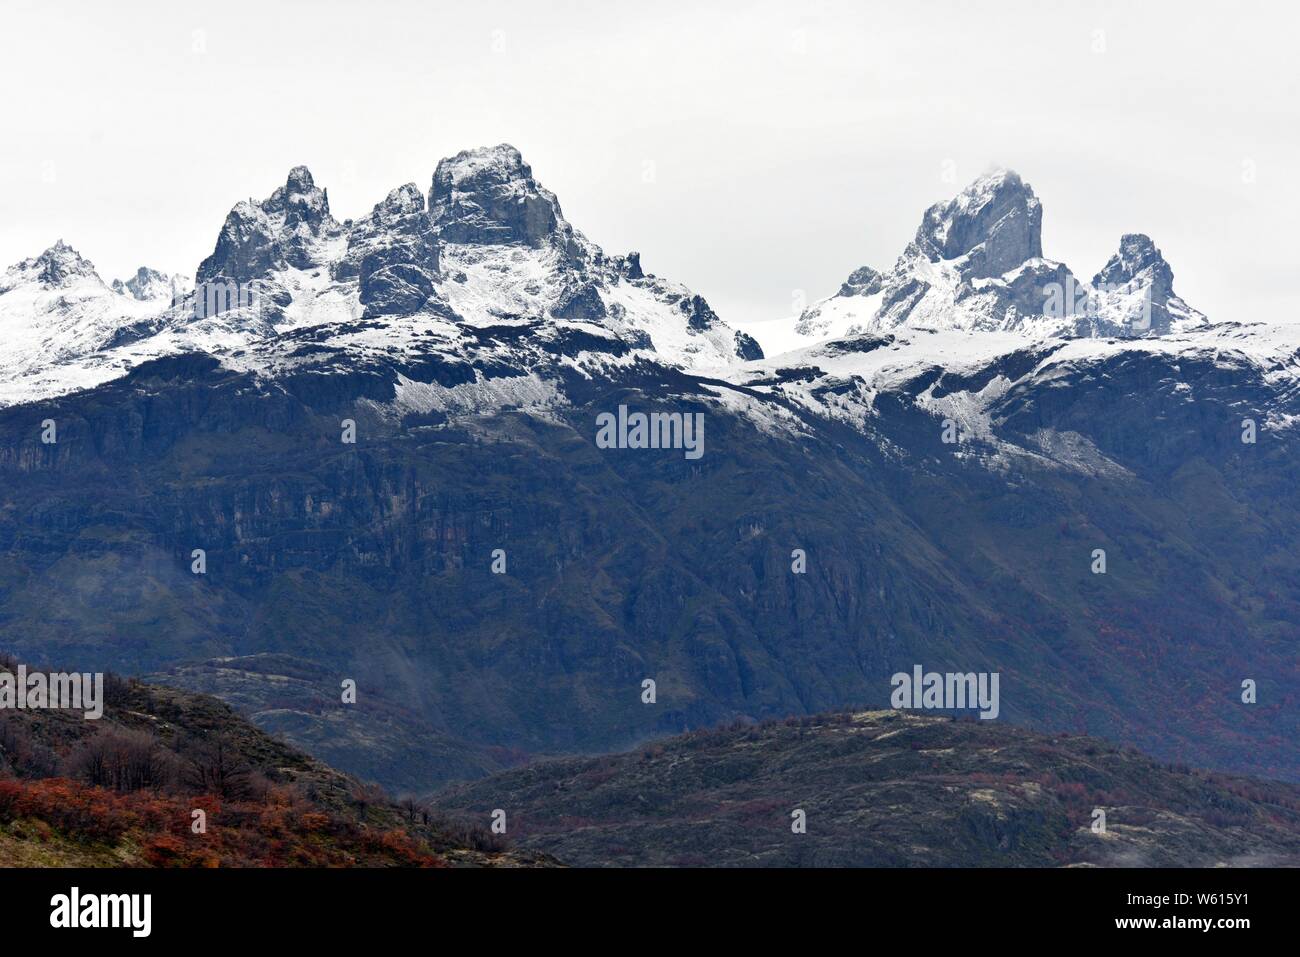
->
[65,727,176,792]
[0,715,60,779]
[397,793,424,824]
[182,735,254,800]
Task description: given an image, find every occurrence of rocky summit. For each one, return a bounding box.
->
[776,167,1211,347]
[430,144,576,253]
[197,165,341,285]
[910,168,1044,278]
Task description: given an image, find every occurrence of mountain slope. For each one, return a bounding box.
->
[0,656,545,867]
[0,241,163,384]
[430,709,1300,867]
[0,342,1293,790]
[0,154,1294,796]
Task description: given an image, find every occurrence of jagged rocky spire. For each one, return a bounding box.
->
[20,239,102,287]
[1094,234,1174,296]
[336,182,441,317]
[908,168,1043,279]
[1084,233,1206,335]
[197,165,340,284]
[785,168,1207,345]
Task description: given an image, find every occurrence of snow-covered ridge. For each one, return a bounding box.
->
[0,240,177,384]
[709,170,1293,471]
[0,145,758,408]
[3,155,1292,479]
[704,316,1300,477]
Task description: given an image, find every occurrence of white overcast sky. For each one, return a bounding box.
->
[0,0,1296,328]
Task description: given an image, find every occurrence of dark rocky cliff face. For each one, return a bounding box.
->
[0,342,1294,792]
[335,183,442,318]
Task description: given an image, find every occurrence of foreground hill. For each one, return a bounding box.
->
[0,658,545,867]
[429,710,1300,867]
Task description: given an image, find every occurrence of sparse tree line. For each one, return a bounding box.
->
[0,653,261,800]
[0,692,267,801]
[0,652,514,865]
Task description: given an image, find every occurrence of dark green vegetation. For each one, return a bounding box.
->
[430,709,1300,867]
[0,344,1295,795]
[0,656,545,866]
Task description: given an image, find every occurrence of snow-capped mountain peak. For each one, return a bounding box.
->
[333,181,440,317]
[430,143,587,261]
[0,241,166,388]
[426,144,752,367]
[0,145,759,408]
[1094,232,1167,286]
[265,164,333,229]
[752,169,1209,355]
[909,167,1043,279]
[111,266,190,304]
[838,265,883,298]
[197,165,342,284]
[378,182,426,216]
[1077,232,1207,336]
[5,239,103,289]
